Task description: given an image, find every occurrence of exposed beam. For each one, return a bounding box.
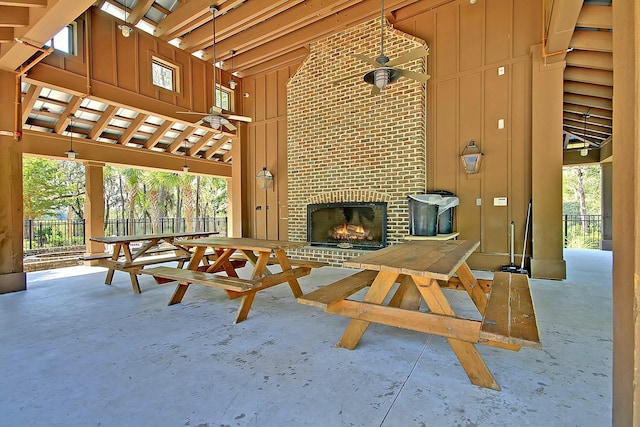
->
[127,0,155,27]
[565,50,613,71]
[577,5,612,30]
[564,66,613,86]
[238,47,309,77]
[188,131,215,155]
[167,126,196,153]
[563,121,611,137]
[564,93,612,111]
[205,136,231,159]
[88,105,118,140]
[155,0,243,40]
[119,113,147,145]
[564,81,613,99]
[564,112,611,128]
[20,83,40,120]
[144,120,173,149]
[21,130,232,177]
[564,103,612,120]
[545,0,582,56]
[53,95,82,134]
[0,27,13,42]
[570,30,613,53]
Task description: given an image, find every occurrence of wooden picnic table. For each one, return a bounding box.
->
[142,237,326,323]
[89,231,216,293]
[298,240,541,390]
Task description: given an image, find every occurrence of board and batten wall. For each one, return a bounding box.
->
[241,0,562,275]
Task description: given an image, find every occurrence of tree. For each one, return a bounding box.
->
[563,165,601,215]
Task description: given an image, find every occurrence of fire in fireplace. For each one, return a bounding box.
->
[307,202,387,250]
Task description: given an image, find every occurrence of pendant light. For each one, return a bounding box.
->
[182,140,189,173]
[65,115,77,160]
[229,50,238,90]
[580,108,591,157]
[119,0,133,37]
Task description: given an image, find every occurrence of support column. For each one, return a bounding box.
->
[83,161,105,262]
[0,70,26,294]
[600,161,612,251]
[230,123,248,237]
[612,2,640,425]
[529,44,566,279]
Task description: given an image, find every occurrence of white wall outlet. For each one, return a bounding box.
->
[476,198,482,206]
[498,119,505,129]
[493,197,508,206]
[498,66,505,76]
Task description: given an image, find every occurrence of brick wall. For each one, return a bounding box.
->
[287,18,427,265]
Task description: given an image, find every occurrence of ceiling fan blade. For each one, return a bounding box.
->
[352,53,379,67]
[176,111,209,116]
[398,68,431,83]
[223,122,237,131]
[333,72,368,85]
[223,114,252,123]
[386,47,428,67]
[369,85,381,96]
[209,105,223,115]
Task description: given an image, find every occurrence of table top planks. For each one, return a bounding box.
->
[180,237,309,252]
[343,240,480,281]
[90,231,214,244]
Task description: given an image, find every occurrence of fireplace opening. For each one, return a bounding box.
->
[307,202,387,250]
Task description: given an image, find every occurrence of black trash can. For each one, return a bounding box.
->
[428,190,457,234]
[408,195,439,236]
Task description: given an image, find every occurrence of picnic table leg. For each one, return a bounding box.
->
[337,271,399,350]
[414,276,500,391]
[234,292,257,323]
[104,243,123,285]
[455,262,488,316]
[273,249,303,297]
[168,280,190,305]
[130,272,142,294]
[388,275,422,310]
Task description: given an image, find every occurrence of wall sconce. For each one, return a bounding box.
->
[256,167,274,190]
[460,140,483,174]
[65,115,77,160]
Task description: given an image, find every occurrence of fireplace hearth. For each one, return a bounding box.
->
[307,202,387,250]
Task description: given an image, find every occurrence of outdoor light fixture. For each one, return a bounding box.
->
[65,115,77,160]
[182,140,189,173]
[256,167,274,190]
[119,1,133,37]
[460,140,483,174]
[229,50,238,90]
[580,109,591,157]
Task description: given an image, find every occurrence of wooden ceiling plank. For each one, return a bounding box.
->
[0,5,29,27]
[21,83,40,121]
[188,131,216,156]
[159,0,245,41]
[168,126,197,153]
[239,47,309,77]
[119,113,148,145]
[564,93,612,111]
[54,95,82,134]
[577,5,612,30]
[564,66,613,86]
[154,0,212,38]
[180,0,300,53]
[0,27,13,42]
[88,104,118,140]
[230,0,412,71]
[564,103,612,120]
[570,30,612,53]
[143,120,173,149]
[545,0,582,55]
[563,120,612,137]
[565,50,613,71]
[564,111,611,128]
[564,81,613,99]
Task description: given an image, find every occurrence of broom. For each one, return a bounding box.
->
[514,200,532,275]
[501,221,519,272]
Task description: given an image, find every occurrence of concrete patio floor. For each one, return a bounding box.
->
[0,249,612,426]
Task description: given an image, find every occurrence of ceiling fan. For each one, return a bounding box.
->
[333,0,430,95]
[177,6,251,131]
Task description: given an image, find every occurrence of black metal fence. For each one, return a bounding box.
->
[23,217,227,250]
[563,214,602,249]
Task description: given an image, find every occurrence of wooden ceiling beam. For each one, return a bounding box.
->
[563,120,612,137]
[564,103,611,120]
[0,27,13,42]
[563,81,613,100]
[0,6,29,27]
[119,113,147,145]
[127,0,155,27]
[565,50,613,71]
[570,30,612,53]
[88,104,117,140]
[188,131,216,156]
[230,0,411,71]
[144,120,173,149]
[155,0,243,40]
[238,47,309,77]
[205,136,231,159]
[167,126,196,153]
[564,66,613,86]
[54,95,82,134]
[180,0,300,53]
[544,0,582,56]
[577,5,612,30]
[21,83,40,120]
[564,111,611,128]
[564,93,612,111]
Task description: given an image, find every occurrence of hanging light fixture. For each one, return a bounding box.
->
[65,115,77,160]
[256,167,274,190]
[460,140,483,173]
[229,50,238,90]
[580,109,591,157]
[119,0,133,37]
[182,140,189,173]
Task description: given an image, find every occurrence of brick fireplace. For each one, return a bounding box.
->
[286,18,427,265]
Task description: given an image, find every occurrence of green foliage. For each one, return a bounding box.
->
[562,165,601,215]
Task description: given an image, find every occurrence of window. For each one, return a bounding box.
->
[45,24,75,54]
[216,86,233,111]
[152,57,179,92]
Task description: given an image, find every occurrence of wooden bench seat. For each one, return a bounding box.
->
[479,272,541,350]
[79,253,112,261]
[142,266,257,293]
[115,254,192,269]
[267,257,328,269]
[297,270,379,309]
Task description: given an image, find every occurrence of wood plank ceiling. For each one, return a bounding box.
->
[0,0,614,166]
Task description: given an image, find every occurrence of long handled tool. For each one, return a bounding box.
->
[501,221,519,272]
[515,200,532,275]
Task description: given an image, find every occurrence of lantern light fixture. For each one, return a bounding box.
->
[65,115,77,160]
[256,167,274,190]
[119,1,133,37]
[460,140,483,174]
